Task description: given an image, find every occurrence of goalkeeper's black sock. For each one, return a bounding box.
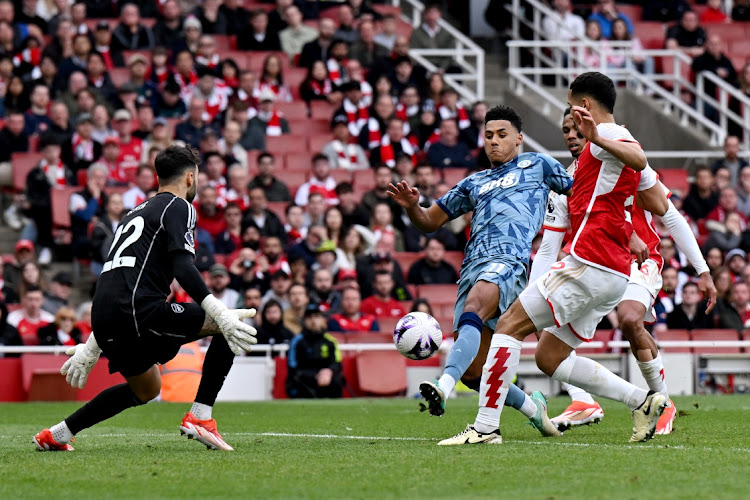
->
[195,334,235,407]
[65,384,145,434]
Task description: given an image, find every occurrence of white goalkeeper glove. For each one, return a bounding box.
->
[201,295,258,355]
[60,333,102,389]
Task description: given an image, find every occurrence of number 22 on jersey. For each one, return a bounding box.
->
[102,216,144,273]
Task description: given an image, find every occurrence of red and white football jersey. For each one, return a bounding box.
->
[568,123,642,279]
[8,309,54,345]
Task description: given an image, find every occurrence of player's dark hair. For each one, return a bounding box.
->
[484,105,523,132]
[569,72,616,113]
[155,145,201,185]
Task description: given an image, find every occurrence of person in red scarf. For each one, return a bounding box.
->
[247,89,290,137]
[64,113,103,173]
[37,307,82,347]
[327,287,380,332]
[322,113,369,170]
[93,21,124,69]
[369,117,416,168]
[173,50,198,102]
[335,80,369,138]
[358,93,395,150]
[300,60,340,107]
[254,53,292,103]
[230,70,259,111]
[192,65,229,123]
[294,153,339,206]
[437,87,471,130]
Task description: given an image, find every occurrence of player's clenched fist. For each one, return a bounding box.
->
[201,295,258,355]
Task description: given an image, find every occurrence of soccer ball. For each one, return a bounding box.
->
[393,312,442,360]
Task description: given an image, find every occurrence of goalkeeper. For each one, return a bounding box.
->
[34,145,257,452]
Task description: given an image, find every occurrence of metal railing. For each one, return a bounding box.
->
[391,0,485,102]
[506,0,750,149]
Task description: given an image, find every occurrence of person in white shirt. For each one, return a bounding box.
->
[122,165,156,210]
[542,0,585,42]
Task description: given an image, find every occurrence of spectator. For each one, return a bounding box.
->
[362,164,404,227]
[322,114,369,171]
[4,75,30,113]
[349,19,388,69]
[24,134,73,265]
[683,165,719,221]
[256,299,293,350]
[294,153,339,206]
[87,52,118,105]
[427,119,476,169]
[409,4,454,70]
[37,306,81,346]
[242,187,287,243]
[733,0,750,21]
[643,0,691,22]
[193,0,227,35]
[411,297,433,315]
[238,8,281,51]
[254,54,292,103]
[69,162,108,260]
[714,266,734,305]
[93,136,127,185]
[328,287,379,332]
[308,267,341,314]
[226,249,261,294]
[279,5,318,62]
[336,81,369,137]
[333,4,358,44]
[726,248,747,282]
[261,270,292,310]
[239,285,262,328]
[0,300,22,353]
[459,101,487,153]
[0,111,30,163]
[542,0,585,43]
[217,121,247,169]
[298,17,337,70]
[283,282,309,334]
[299,60,338,106]
[1,240,37,299]
[58,34,91,87]
[361,270,407,317]
[336,182,370,227]
[74,301,92,340]
[703,211,744,252]
[111,2,154,53]
[220,165,247,213]
[196,185,226,239]
[609,18,654,78]
[7,286,54,345]
[339,225,374,269]
[356,243,411,300]
[715,281,750,330]
[303,192,327,227]
[374,13,398,51]
[665,282,711,330]
[370,117,416,168]
[247,89,291,140]
[311,238,340,279]
[24,84,52,137]
[653,266,679,325]
[156,77,188,119]
[63,113,101,173]
[370,201,404,252]
[589,0,634,39]
[407,237,459,285]
[705,246,725,273]
[42,271,72,316]
[209,263,240,308]
[700,0,727,24]
[666,10,706,58]
[282,204,305,246]
[153,0,183,49]
[286,304,344,399]
[92,20,122,69]
[46,101,73,147]
[395,85,422,133]
[90,192,124,276]
[705,187,748,237]
[89,104,112,144]
[324,206,347,248]
[176,97,216,148]
[247,152,292,202]
[288,223,327,267]
[17,261,46,299]
[711,136,748,187]
[692,34,738,123]
[214,202,243,255]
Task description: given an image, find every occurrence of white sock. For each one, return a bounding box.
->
[437,374,456,399]
[518,393,538,419]
[552,353,647,410]
[50,421,73,444]
[561,382,596,404]
[191,402,213,420]
[637,354,669,399]
[473,334,522,434]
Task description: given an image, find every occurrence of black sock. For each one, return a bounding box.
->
[65,383,145,434]
[195,334,235,407]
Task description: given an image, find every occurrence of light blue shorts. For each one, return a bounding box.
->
[452,257,528,333]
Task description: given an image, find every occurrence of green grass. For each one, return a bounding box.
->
[2,395,749,499]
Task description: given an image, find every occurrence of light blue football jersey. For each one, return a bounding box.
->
[436,152,573,268]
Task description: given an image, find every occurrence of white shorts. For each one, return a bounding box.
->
[619,259,662,324]
[519,255,628,349]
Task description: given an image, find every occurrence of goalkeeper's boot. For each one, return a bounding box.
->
[418,379,445,417]
[33,429,74,451]
[180,412,234,451]
[528,391,562,437]
[551,400,605,432]
[655,399,676,435]
[437,424,502,445]
[630,391,668,443]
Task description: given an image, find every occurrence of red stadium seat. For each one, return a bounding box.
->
[246,51,290,73]
[265,134,309,154]
[657,169,689,196]
[109,68,131,87]
[310,101,337,120]
[12,153,43,191]
[576,329,613,355]
[443,252,464,276]
[265,201,288,222]
[285,68,308,101]
[417,284,459,318]
[356,351,407,395]
[214,35,234,51]
[706,24,747,44]
[730,40,750,60]
[633,22,666,50]
[288,118,330,136]
[277,101,309,120]
[656,329,691,353]
[377,316,401,335]
[352,169,377,191]
[329,169,352,184]
[615,4,642,22]
[22,354,77,401]
[308,134,332,152]
[283,153,312,170]
[441,168,468,188]
[76,169,87,186]
[51,186,79,229]
[690,329,741,354]
[392,251,424,279]
[275,170,304,197]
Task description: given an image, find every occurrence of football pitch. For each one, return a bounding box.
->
[2,395,749,499]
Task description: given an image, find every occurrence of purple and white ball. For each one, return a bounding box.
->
[393,312,442,360]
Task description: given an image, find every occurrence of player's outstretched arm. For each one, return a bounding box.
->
[572,106,647,171]
[387,180,449,233]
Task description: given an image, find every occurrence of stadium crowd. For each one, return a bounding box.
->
[1,0,750,383]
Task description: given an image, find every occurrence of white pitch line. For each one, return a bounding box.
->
[15,431,750,452]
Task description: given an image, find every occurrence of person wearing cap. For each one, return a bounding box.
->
[334,80,368,137]
[127,53,158,109]
[261,269,292,310]
[42,272,74,316]
[2,240,37,299]
[726,248,748,280]
[322,113,369,170]
[111,3,155,53]
[286,303,343,399]
[312,239,339,277]
[156,76,188,119]
[63,113,102,173]
[327,287,379,333]
[247,87,290,138]
[209,264,241,309]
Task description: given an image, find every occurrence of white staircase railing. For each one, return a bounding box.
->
[391,0,485,102]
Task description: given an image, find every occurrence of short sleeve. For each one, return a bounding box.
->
[540,154,574,194]
[543,192,570,232]
[590,124,640,167]
[436,177,474,220]
[164,198,196,255]
[638,165,658,191]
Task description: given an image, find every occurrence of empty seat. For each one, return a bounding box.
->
[265,134,308,154]
[442,168,468,188]
[656,329,691,353]
[109,68,131,87]
[633,21,665,49]
[277,101,310,120]
[265,201,289,222]
[283,153,312,170]
[657,169,689,196]
[356,351,407,395]
[310,101,337,120]
[12,153,42,191]
[690,329,741,354]
[615,4,642,22]
[51,186,79,229]
[443,252,464,275]
[288,118,330,136]
[577,329,613,355]
[377,316,401,335]
[352,169,377,191]
[730,40,750,59]
[309,134,332,152]
[392,251,424,279]
[285,68,308,101]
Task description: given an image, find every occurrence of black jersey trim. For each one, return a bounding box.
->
[130,195,180,337]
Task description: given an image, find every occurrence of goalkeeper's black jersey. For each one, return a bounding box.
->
[92,192,197,331]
